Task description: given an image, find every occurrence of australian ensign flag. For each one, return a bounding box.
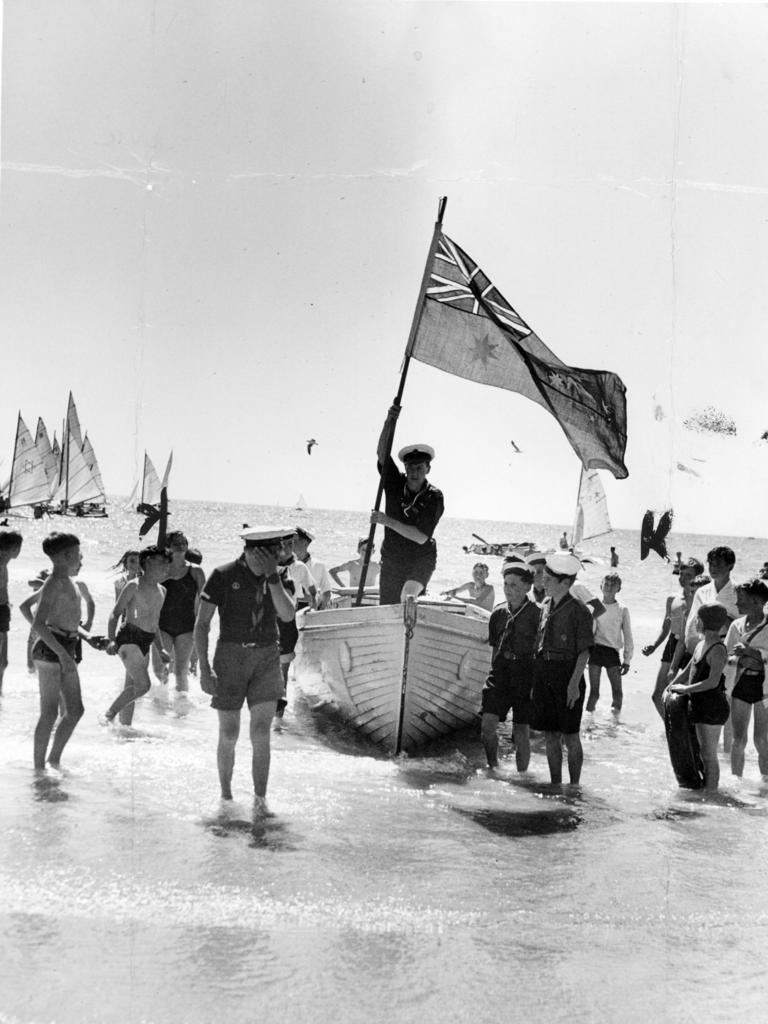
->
[408,232,628,478]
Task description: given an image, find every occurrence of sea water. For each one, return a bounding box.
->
[1,501,768,1024]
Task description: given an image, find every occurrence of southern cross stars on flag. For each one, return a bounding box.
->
[408,232,628,479]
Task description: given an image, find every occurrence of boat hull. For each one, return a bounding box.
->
[295,600,491,754]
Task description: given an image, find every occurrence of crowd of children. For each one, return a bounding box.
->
[3,526,768,797]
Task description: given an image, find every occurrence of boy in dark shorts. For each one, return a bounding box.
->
[194,527,296,807]
[531,553,594,785]
[30,532,83,770]
[481,562,540,771]
[586,572,633,714]
[724,578,768,779]
[0,529,23,693]
[102,546,172,726]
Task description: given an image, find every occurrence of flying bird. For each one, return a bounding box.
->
[306,438,318,455]
[510,440,522,453]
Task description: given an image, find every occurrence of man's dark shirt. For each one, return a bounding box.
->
[379,456,444,568]
[200,556,278,646]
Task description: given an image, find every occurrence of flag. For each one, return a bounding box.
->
[408,232,628,478]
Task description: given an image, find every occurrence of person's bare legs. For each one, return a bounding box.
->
[606,665,623,712]
[512,722,531,772]
[105,646,152,721]
[544,732,563,783]
[34,662,62,769]
[586,665,601,712]
[730,698,751,777]
[249,700,275,798]
[481,712,501,767]
[562,732,583,784]
[159,630,194,692]
[753,703,768,776]
[47,665,84,767]
[34,661,84,768]
[651,662,671,719]
[216,708,241,800]
[0,633,8,694]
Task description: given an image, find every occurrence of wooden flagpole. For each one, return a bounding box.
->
[354,196,448,607]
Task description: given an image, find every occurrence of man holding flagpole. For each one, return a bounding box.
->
[371,405,444,605]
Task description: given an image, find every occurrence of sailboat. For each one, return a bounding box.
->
[295,493,307,512]
[49,394,108,517]
[128,451,173,512]
[0,413,54,517]
[571,467,612,550]
[35,419,59,492]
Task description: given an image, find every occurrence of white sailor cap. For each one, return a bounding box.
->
[525,550,548,566]
[544,553,583,576]
[397,444,435,464]
[294,526,314,543]
[239,526,295,545]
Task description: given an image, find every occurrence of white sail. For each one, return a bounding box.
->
[141,452,162,506]
[50,396,103,507]
[295,493,307,510]
[572,468,612,549]
[82,434,106,500]
[123,479,139,512]
[8,414,52,508]
[160,451,173,490]
[35,418,59,489]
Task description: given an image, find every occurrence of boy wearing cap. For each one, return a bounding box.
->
[372,405,444,605]
[531,553,594,785]
[194,528,295,806]
[481,562,541,770]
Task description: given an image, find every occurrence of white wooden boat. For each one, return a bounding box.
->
[295,597,491,755]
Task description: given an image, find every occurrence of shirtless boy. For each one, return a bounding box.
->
[0,529,23,693]
[102,545,172,725]
[30,532,84,770]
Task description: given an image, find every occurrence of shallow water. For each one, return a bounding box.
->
[2,502,768,1023]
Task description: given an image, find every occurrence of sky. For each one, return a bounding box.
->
[2,1,768,536]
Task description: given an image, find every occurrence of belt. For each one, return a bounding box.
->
[220,640,276,650]
[741,669,763,677]
[536,651,573,662]
[498,651,533,662]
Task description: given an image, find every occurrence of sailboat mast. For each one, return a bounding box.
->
[570,466,585,549]
[6,413,20,508]
[141,452,148,505]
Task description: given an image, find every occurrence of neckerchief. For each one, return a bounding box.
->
[400,481,431,523]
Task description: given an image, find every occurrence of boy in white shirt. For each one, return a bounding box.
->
[585,572,633,713]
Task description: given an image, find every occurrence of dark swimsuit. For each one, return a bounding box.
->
[689,642,730,726]
[116,623,156,656]
[158,568,198,638]
[32,629,82,664]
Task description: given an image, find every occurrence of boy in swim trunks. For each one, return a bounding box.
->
[530,553,594,785]
[30,532,84,770]
[585,572,633,714]
[481,562,540,771]
[102,546,172,726]
[0,529,23,694]
[724,578,768,779]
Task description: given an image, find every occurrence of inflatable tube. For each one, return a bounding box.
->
[663,690,705,789]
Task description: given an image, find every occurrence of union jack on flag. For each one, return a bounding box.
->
[428,235,532,343]
[408,230,628,479]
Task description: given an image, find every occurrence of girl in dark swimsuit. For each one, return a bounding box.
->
[724,578,768,779]
[668,602,730,792]
[157,531,205,693]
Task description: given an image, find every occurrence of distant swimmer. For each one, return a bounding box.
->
[306,438,318,455]
[559,532,569,550]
